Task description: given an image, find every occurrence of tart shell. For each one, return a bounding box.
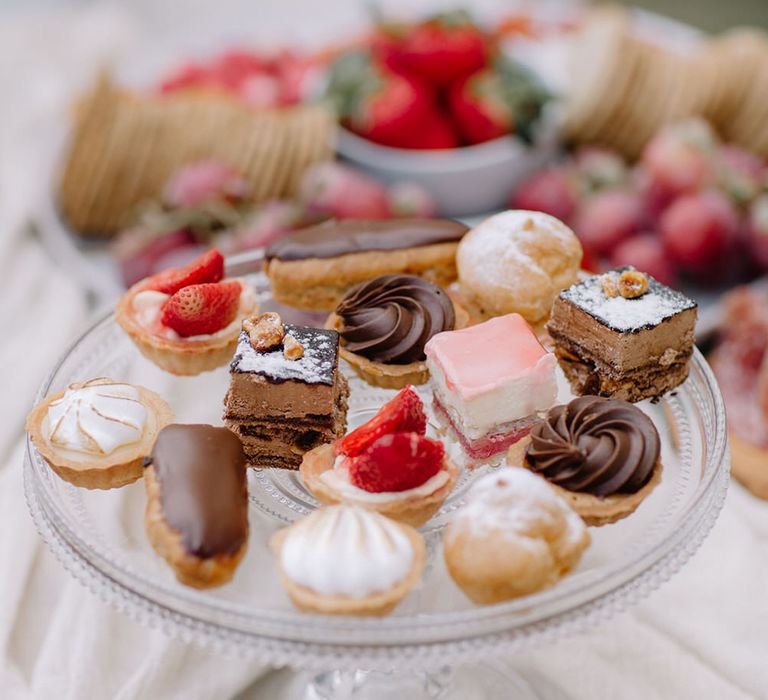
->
[508,436,663,526]
[269,519,425,615]
[144,465,247,588]
[300,442,460,528]
[26,382,174,490]
[115,280,256,376]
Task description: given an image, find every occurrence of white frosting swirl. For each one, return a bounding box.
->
[280,506,414,598]
[46,380,147,456]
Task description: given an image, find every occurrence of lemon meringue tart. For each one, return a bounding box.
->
[26,378,173,489]
[270,505,425,616]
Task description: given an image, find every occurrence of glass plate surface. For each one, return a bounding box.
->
[24,271,730,671]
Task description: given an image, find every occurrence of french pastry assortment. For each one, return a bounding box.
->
[27,208,699,613]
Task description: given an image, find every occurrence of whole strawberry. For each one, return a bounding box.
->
[448,56,549,145]
[161,281,242,337]
[349,432,444,493]
[374,10,488,88]
[326,50,449,149]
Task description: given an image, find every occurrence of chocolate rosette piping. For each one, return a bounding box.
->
[526,396,660,497]
[335,274,455,364]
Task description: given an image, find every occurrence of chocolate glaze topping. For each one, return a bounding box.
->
[525,396,660,497]
[265,218,468,261]
[336,274,456,364]
[149,424,248,557]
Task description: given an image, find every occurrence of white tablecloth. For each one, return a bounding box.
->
[1,4,767,698]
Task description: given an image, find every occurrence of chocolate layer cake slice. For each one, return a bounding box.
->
[547,267,697,403]
[224,316,349,469]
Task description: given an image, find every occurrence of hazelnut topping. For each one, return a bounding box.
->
[601,274,620,298]
[618,270,649,299]
[283,334,304,360]
[244,312,285,352]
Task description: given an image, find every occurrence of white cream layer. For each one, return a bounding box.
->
[427,353,556,439]
[131,283,254,341]
[320,456,450,504]
[46,380,146,456]
[280,505,414,598]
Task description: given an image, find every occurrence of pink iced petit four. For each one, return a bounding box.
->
[425,313,557,459]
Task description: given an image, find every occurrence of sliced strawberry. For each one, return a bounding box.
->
[161,281,241,337]
[144,248,225,294]
[336,385,426,457]
[348,432,444,493]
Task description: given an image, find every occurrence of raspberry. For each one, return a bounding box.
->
[348,432,444,493]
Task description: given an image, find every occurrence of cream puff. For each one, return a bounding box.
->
[444,467,589,604]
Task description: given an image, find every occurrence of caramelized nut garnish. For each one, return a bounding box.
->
[283,333,304,360]
[618,270,649,299]
[244,312,285,352]
[601,274,620,298]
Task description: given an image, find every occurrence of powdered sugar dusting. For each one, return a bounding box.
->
[446,467,586,547]
[231,324,338,385]
[561,267,696,332]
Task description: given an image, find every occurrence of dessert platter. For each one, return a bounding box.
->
[24,213,729,698]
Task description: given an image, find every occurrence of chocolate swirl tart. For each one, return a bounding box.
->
[144,424,249,588]
[326,274,468,388]
[508,396,662,526]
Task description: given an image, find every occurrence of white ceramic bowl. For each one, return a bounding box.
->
[335,106,562,217]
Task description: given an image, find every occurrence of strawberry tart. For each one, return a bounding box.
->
[425,313,557,460]
[116,249,256,375]
[300,386,459,527]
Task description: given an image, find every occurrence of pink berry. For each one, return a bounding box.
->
[747,194,768,271]
[573,189,645,256]
[115,229,198,288]
[388,182,437,217]
[641,119,717,197]
[574,146,628,192]
[659,190,739,273]
[298,162,391,219]
[511,167,578,222]
[234,200,305,250]
[718,144,767,205]
[238,73,281,108]
[610,234,677,287]
[164,161,250,208]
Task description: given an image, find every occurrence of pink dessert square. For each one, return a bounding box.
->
[425,314,557,458]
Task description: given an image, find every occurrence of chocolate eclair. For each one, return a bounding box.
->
[265,218,469,311]
[144,424,249,588]
[326,274,468,388]
[508,396,662,526]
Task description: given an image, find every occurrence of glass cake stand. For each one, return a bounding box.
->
[24,268,730,699]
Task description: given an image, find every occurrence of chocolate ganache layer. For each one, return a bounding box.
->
[336,274,455,364]
[525,396,660,497]
[265,218,468,261]
[150,424,248,557]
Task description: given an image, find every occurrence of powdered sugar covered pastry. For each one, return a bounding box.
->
[457,210,582,324]
[271,505,425,615]
[444,467,589,604]
[46,379,147,455]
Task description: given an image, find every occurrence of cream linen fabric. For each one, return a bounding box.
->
[1,3,767,699]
